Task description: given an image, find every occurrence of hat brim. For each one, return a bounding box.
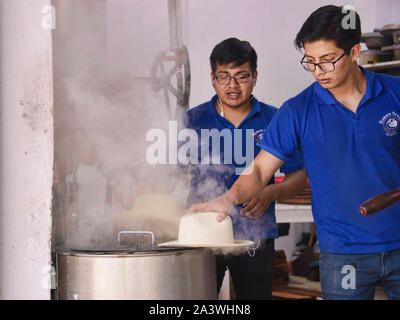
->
[157,239,254,248]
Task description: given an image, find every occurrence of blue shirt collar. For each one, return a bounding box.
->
[207,94,261,117]
[314,66,383,106]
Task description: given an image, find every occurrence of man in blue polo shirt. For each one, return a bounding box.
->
[183,38,307,299]
[189,7,400,300]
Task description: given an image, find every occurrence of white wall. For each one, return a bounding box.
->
[375,0,400,28]
[100,0,383,108]
[105,0,170,77]
[0,0,54,299]
[186,0,378,108]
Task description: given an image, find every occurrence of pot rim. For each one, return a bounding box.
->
[55,247,206,257]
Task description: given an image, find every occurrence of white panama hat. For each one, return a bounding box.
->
[158,212,254,248]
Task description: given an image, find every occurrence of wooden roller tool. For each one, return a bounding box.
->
[359,188,400,216]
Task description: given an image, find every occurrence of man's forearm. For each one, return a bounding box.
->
[224,167,267,205]
[222,151,285,205]
[188,151,285,220]
[262,169,307,201]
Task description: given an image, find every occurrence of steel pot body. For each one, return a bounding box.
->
[56,248,217,300]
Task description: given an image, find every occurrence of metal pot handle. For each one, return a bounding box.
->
[117,231,155,247]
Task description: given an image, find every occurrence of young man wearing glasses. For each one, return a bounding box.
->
[189,7,400,300]
[182,38,307,299]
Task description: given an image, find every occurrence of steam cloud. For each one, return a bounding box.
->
[52,0,187,250]
[52,0,276,255]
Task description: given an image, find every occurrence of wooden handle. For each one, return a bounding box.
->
[359,188,400,216]
[308,224,316,247]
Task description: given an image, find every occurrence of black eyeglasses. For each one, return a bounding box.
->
[214,72,253,85]
[301,53,346,73]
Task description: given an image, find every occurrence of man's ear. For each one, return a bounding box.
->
[252,70,258,85]
[350,44,361,62]
[211,72,216,87]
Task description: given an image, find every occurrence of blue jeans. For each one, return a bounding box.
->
[319,248,400,300]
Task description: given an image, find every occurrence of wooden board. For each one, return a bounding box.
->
[274,285,321,298]
[272,291,312,300]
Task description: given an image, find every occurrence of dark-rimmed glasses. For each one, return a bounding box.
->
[214,72,253,85]
[301,53,346,73]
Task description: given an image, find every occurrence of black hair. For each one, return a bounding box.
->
[294,5,361,54]
[210,38,257,74]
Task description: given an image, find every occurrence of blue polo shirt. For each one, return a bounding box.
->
[260,67,400,254]
[183,95,304,241]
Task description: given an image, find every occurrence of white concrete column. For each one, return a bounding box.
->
[0,0,54,299]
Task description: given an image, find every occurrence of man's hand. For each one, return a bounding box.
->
[188,151,285,222]
[188,194,235,222]
[241,169,308,219]
[241,187,276,219]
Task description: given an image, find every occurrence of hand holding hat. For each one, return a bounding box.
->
[188,193,235,222]
[158,212,253,248]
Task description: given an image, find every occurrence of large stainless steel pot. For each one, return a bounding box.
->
[56,233,217,300]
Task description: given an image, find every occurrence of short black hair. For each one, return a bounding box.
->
[210,38,257,74]
[294,5,361,54]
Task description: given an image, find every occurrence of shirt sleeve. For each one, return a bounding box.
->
[280,149,304,173]
[260,101,303,172]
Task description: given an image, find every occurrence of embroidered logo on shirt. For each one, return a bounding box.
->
[379,112,399,136]
[253,129,265,146]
